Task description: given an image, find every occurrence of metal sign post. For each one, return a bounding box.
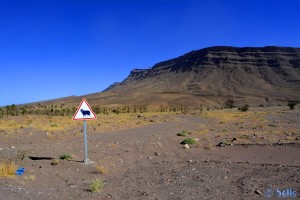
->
[72,99,97,164]
[83,119,89,163]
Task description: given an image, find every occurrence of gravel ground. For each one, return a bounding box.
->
[0,107,299,199]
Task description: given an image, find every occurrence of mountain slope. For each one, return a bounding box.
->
[94,46,300,106]
[27,46,300,107]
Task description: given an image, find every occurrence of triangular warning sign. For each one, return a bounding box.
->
[72,99,97,120]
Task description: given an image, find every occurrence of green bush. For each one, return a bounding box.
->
[224,99,234,108]
[89,178,104,192]
[287,102,296,110]
[177,130,190,137]
[59,154,72,160]
[238,104,249,112]
[180,138,197,145]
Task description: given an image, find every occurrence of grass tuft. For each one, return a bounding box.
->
[89,178,104,192]
[177,130,190,136]
[59,154,73,160]
[180,138,197,145]
[96,165,108,174]
[0,162,18,178]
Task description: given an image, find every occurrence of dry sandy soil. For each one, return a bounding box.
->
[0,106,299,200]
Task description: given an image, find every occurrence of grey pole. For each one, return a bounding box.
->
[83,119,89,163]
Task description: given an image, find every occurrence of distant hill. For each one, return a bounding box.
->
[30,46,300,107]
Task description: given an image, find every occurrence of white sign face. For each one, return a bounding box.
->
[72,99,97,120]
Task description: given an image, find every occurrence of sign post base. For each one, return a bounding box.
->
[83,159,95,165]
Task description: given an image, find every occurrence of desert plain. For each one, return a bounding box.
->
[0,106,299,200]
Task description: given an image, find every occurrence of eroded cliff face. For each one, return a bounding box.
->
[123,46,300,83]
[102,46,300,105]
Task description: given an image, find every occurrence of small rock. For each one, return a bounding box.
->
[0,148,2,151]
[295,137,300,140]
[154,152,160,156]
[107,193,113,198]
[68,184,77,188]
[183,144,190,149]
[232,138,237,142]
[217,142,226,147]
[188,160,193,163]
[140,191,148,196]
[223,176,228,179]
[10,146,16,149]
[255,189,262,195]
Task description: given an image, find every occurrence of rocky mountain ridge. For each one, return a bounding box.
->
[99,46,300,106]
[22,46,300,107]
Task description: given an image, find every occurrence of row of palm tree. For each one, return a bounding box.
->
[0,103,198,118]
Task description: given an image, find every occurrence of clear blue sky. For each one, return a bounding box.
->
[1,0,300,106]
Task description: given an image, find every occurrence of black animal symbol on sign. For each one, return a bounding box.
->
[81,109,91,117]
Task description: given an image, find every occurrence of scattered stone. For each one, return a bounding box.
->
[10,146,16,149]
[183,144,190,149]
[154,152,160,156]
[140,191,148,196]
[188,160,193,163]
[217,142,226,147]
[295,137,300,140]
[223,176,228,179]
[205,159,210,162]
[232,138,237,142]
[68,184,77,188]
[255,189,262,195]
[107,193,113,198]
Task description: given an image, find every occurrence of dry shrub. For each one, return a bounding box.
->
[0,162,18,178]
[96,165,108,174]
